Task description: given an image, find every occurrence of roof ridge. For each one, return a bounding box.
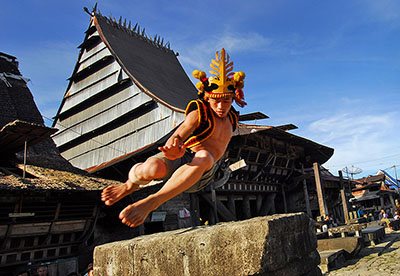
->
[90,7,175,55]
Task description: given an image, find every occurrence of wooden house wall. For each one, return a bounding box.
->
[0,192,99,271]
[53,27,185,170]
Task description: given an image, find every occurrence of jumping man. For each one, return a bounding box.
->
[101,48,246,228]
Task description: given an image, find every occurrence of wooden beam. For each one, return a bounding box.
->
[339,170,350,224]
[313,162,328,218]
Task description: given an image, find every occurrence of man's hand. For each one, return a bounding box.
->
[158,137,186,160]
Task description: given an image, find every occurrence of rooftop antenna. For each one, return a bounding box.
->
[342,165,363,180]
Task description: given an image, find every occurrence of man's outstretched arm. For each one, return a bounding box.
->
[158,110,198,160]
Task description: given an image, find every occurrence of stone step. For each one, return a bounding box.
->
[317,236,363,257]
[318,249,346,274]
[362,226,386,245]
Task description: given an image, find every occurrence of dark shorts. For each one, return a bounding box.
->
[151,150,218,193]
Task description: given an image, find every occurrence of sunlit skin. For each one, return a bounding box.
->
[101,97,234,227]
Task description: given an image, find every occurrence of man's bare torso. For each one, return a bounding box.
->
[190,114,233,162]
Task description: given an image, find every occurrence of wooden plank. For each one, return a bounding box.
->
[11,222,50,236]
[6,220,87,237]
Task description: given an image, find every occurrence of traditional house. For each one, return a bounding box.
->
[351,172,399,219]
[0,52,128,276]
[51,7,334,233]
[52,9,195,173]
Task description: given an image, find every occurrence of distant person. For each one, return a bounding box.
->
[379,208,388,220]
[394,210,400,221]
[379,208,393,230]
[83,262,93,276]
[325,214,337,227]
[357,207,365,218]
[101,49,247,228]
[36,265,48,276]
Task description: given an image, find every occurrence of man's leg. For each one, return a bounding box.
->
[101,157,168,206]
[119,150,214,227]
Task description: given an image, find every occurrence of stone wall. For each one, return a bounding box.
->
[93,213,322,276]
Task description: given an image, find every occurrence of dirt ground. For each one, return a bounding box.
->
[325,229,400,276]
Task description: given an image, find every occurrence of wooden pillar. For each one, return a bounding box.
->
[389,195,396,214]
[301,164,312,217]
[281,185,288,213]
[209,207,216,225]
[380,196,385,209]
[256,194,263,214]
[190,193,201,226]
[200,194,236,221]
[243,195,251,219]
[313,162,328,218]
[258,193,276,216]
[227,194,236,218]
[211,186,219,223]
[339,170,350,224]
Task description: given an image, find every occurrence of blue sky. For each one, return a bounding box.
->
[2,0,400,178]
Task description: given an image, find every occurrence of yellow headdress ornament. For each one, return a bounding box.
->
[192,48,247,108]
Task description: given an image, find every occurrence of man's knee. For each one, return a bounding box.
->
[136,158,167,180]
[192,150,214,170]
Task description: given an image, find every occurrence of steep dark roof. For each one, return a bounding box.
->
[93,13,198,111]
[0,53,43,128]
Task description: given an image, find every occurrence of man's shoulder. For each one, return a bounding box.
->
[185,99,207,115]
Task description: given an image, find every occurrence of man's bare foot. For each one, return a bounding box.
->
[101,180,140,206]
[119,196,158,227]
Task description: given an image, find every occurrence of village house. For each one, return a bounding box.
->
[351,171,399,220]
[0,51,132,276]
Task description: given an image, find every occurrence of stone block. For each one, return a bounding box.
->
[317,236,363,256]
[93,212,320,276]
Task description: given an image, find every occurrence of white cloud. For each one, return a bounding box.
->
[363,0,400,22]
[302,110,400,176]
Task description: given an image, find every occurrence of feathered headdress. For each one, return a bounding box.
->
[192,48,246,108]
